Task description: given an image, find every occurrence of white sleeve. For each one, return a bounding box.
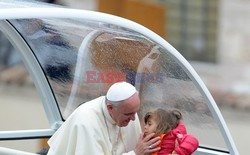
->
[48,121,105,155]
[48,111,106,155]
[122,150,136,155]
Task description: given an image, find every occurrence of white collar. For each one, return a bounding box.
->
[102,97,116,125]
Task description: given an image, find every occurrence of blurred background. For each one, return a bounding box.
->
[0,0,249,154]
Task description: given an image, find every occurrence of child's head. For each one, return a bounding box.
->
[144,108,182,136]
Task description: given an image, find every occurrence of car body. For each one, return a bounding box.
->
[0,0,238,154]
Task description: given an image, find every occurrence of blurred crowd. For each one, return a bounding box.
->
[0,0,62,85]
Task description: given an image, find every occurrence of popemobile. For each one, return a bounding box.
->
[0,0,238,154]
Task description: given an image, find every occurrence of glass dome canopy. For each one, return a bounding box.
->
[0,1,238,154]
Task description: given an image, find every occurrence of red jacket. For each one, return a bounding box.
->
[174,134,199,155]
[154,122,198,155]
[158,122,187,155]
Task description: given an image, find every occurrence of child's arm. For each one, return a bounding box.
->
[174,134,199,155]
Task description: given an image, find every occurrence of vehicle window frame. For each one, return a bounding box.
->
[0,20,62,140]
[0,6,238,154]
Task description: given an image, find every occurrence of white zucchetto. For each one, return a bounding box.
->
[106,82,137,102]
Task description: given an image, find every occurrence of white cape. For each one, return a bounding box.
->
[48,96,142,155]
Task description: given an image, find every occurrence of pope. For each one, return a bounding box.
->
[47,81,161,155]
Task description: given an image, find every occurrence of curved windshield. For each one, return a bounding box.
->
[10,18,227,151]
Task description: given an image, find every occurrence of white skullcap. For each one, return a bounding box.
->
[106,82,137,102]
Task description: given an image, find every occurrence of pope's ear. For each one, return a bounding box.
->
[107,104,113,111]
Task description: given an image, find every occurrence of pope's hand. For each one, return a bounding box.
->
[134,133,161,155]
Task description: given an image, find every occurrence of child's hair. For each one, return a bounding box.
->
[144,108,182,136]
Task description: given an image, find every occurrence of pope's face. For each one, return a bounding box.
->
[108,93,140,127]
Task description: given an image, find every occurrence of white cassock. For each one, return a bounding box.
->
[47,96,142,155]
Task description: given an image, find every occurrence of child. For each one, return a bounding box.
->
[144,108,199,155]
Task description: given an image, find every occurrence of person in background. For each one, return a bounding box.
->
[47,82,161,155]
[144,108,199,155]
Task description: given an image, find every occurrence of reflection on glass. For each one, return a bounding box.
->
[0,30,49,131]
[10,18,227,151]
[136,46,225,149]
